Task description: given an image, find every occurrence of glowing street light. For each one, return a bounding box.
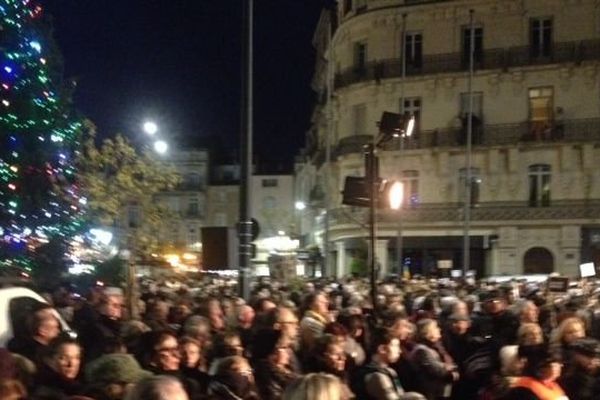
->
[388,181,404,210]
[143,121,158,136]
[153,140,168,155]
[295,201,306,211]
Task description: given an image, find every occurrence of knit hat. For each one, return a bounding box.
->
[85,353,152,384]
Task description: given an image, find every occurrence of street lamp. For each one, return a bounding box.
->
[143,121,158,136]
[153,140,168,155]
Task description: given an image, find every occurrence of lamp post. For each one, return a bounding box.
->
[343,111,412,317]
[125,121,169,319]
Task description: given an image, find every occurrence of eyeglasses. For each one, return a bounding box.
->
[157,346,181,356]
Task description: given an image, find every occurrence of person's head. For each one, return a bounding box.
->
[312,334,346,374]
[237,305,255,329]
[307,292,329,317]
[283,373,341,400]
[518,323,544,346]
[214,356,256,397]
[482,290,506,315]
[44,335,82,380]
[568,337,600,374]
[29,304,61,345]
[252,329,290,368]
[146,300,170,322]
[0,379,27,400]
[179,336,203,369]
[415,318,442,343]
[553,317,586,346]
[125,375,189,400]
[520,301,539,323]
[370,327,401,365]
[339,313,365,340]
[85,353,153,400]
[323,322,349,343]
[274,307,300,342]
[451,300,469,317]
[181,315,211,344]
[519,344,562,382]
[213,331,244,358]
[448,313,471,335]
[100,293,124,321]
[387,313,413,342]
[145,330,181,372]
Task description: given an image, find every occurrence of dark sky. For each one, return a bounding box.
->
[43,0,325,167]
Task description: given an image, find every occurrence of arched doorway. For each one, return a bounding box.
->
[523,247,554,274]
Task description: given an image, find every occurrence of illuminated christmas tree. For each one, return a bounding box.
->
[0,0,84,272]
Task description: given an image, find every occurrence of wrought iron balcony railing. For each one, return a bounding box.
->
[335,39,600,89]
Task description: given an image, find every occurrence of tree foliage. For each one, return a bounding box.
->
[77,126,180,255]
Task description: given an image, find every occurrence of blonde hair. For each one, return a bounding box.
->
[283,373,342,400]
[550,317,585,345]
[517,323,544,345]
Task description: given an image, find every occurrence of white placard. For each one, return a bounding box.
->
[580,262,596,278]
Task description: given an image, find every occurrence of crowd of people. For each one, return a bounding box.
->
[2,274,600,400]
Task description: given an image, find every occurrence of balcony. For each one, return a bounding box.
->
[332,118,600,155]
[329,200,600,227]
[334,39,600,89]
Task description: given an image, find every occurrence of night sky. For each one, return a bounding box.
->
[43,0,326,168]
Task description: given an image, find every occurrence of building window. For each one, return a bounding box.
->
[262,178,278,187]
[187,198,199,217]
[353,41,367,72]
[462,26,483,67]
[528,164,551,207]
[400,97,421,135]
[530,17,553,59]
[401,170,419,207]
[128,205,140,228]
[187,227,199,246]
[459,168,481,206]
[404,32,423,71]
[184,173,202,188]
[352,103,367,136]
[528,87,554,141]
[459,92,483,145]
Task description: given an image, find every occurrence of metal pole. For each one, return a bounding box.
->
[397,13,407,281]
[238,0,253,299]
[463,9,475,278]
[324,16,333,277]
[366,144,378,316]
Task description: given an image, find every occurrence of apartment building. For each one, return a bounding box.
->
[296,0,600,277]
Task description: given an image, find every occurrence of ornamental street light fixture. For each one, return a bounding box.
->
[153,140,168,155]
[342,111,413,318]
[143,121,158,136]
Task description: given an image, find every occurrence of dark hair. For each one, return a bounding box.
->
[519,344,561,379]
[43,334,81,362]
[324,322,349,337]
[137,329,178,368]
[369,327,395,354]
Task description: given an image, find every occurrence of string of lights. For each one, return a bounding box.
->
[0,0,84,270]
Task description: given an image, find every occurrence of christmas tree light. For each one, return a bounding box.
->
[1,0,84,270]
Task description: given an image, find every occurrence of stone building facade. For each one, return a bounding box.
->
[296,0,600,277]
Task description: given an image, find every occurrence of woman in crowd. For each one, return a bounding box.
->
[33,335,85,398]
[252,328,299,400]
[506,344,566,400]
[410,318,458,400]
[306,334,354,399]
[283,373,342,400]
[338,314,367,367]
[207,330,245,372]
[207,355,260,400]
[179,336,210,393]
